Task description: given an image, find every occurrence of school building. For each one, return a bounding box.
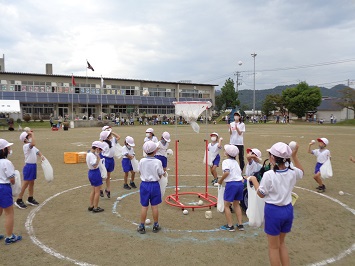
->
[0,55,216,120]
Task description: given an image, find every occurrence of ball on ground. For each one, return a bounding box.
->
[117,197,122,201]
[183,209,188,215]
[198,200,203,206]
[145,218,151,225]
[288,141,297,150]
[339,191,344,196]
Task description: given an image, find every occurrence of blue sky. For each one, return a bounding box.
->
[1,0,355,90]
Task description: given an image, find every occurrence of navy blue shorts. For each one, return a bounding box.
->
[155,155,168,168]
[0,184,13,208]
[224,181,244,202]
[314,162,323,174]
[23,163,37,181]
[264,203,293,236]
[122,158,133,173]
[88,168,103,187]
[101,156,115,173]
[212,154,220,167]
[139,181,162,207]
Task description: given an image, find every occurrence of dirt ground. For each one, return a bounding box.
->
[0,122,354,266]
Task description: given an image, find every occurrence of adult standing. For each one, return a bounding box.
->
[228,112,246,171]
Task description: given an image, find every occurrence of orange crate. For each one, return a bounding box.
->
[64,152,78,164]
[77,152,87,163]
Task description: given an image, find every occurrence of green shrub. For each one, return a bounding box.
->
[23,114,31,122]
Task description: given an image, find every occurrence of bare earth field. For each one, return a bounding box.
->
[0,122,354,266]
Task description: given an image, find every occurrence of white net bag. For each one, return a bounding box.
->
[173,101,212,133]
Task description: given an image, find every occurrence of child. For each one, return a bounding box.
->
[0,139,22,244]
[308,138,331,193]
[208,132,223,184]
[15,131,44,209]
[247,142,303,266]
[99,128,120,198]
[121,136,137,190]
[87,141,105,213]
[144,128,158,143]
[155,132,171,172]
[218,144,244,231]
[137,141,165,234]
[245,148,262,177]
[228,112,246,171]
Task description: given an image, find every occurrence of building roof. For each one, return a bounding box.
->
[317,97,344,111]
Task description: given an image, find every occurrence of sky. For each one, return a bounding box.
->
[1,0,355,91]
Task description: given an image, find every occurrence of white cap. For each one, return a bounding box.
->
[143,140,159,154]
[125,136,135,146]
[20,132,28,142]
[210,132,219,137]
[267,142,292,159]
[101,125,112,132]
[224,144,239,157]
[146,128,154,133]
[0,139,14,149]
[92,141,105,150]
[99,130,110,141]
[246,148,262,158]
[317,138,329,145]
[162,131,171,142]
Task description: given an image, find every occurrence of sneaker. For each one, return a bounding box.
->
[211,178,218,184]
[0,235,4,240]
[105,189,111,198]
[5,234,22,245]
[88,206,94,211]
[220,224,235,232]
[92,207,104,213]
[26,198,39,206]
[100,190,104,197]
[130,182,137,189]
[124,184,131,190]
[137,225,146,234]
[15,200,27,209]
[237,224,244,231]
[317,185,326,193]
[153,224,161,233]
[229,205,234,213]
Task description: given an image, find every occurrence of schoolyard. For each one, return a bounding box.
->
[0,122,354,265]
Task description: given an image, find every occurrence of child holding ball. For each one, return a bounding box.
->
[208,132,223,185]
[245,148,262,176]
[121,136,137,189]
[137,141,165,234]
[308,138,331,193]
[155,131,171,172]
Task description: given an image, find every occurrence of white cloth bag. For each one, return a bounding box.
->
[41,157,54,182]
[159,172,168,200]
[246,180,265,227]
[131,157,139,172]
[114,143,123,159]
[320,159,333,179]
[203,151,213,166]
[98,158,107,180]
[217,184,225,213]
[12,170,22,197]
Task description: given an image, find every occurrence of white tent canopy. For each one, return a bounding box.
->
[0,100,21,113]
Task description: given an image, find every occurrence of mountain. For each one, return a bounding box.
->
[216,84,348,110]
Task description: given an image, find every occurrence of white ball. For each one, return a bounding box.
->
[288,141,297,150]
[339,191,344,196]
[238,61,243,66]
[145,218,151,225]
[117,197,122,201]
[311,140,316,144]
[183,209,188,215]
[142,89,149,96]
[213,182,219,187]
[198,200,203,206]
[175,187,180,191]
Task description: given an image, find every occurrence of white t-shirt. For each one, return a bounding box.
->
[139,157,164,182]
[222,158,243,182]
[23,143,39,164]
[208,142,221,162]
[144,136,159,143]
[122,145,135,159]
[86,152,99,170]
[156,141,169,157]
[229,121,245,145]
[312,149,330,163]
[0,159,15,184]
[258,167,303,206]
[245,160,262,176]
[101,138,117,158]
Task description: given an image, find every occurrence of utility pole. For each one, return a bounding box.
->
[251,53,257,118]
[235,71,242,92]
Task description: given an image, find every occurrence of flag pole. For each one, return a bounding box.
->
[101,75,103,121]
[71,73,74,121]
[86,62,88,119]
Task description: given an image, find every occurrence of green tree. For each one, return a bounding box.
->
[214,94,225,112]
[337,87,355,119]
[218,78,240,110]
[262,94,281,118]
[282,82,321,118]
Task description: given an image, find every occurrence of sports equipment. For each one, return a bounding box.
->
[311,140,316,144]
[142,89,149,96]
[198,200,203,206]
[288,141,297,150]
[145,219,151,225]
[238,61,243,66]
[339,191,344,196]
[117,197,122,200]
[183,210,188,215]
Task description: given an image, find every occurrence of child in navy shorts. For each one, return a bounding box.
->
[121,136,137,190]
[208,132,223,185]
[137,141,165,234]
[87,141,106,213]
[218,144,244,232]
[155,131,171,172]
[247,142,303,266]
[15,131,44,209]
[0,139,22,244]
